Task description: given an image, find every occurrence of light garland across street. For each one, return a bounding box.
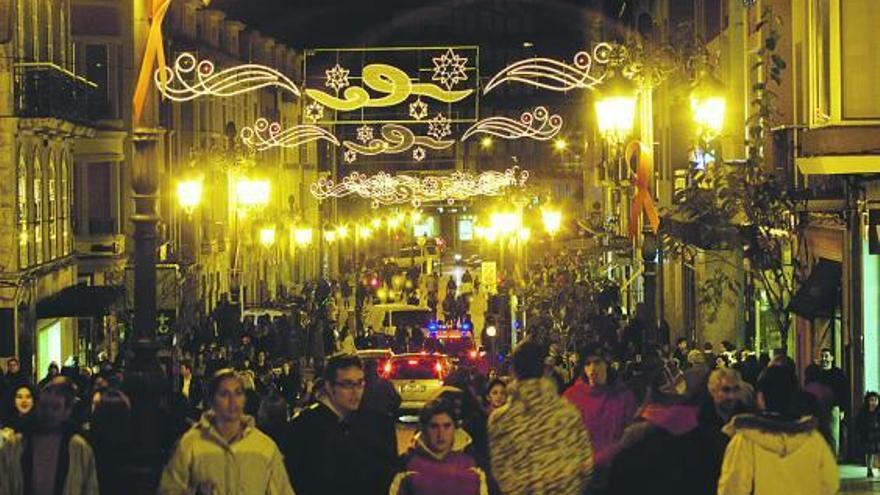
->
[310,167,530,207]
[240,118,339,151]
[461,106,563,141]
[483,42,613,94]
[154,52,301,102]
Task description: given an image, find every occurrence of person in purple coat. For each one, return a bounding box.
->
[390,399,488,495]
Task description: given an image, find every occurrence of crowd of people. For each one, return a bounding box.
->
[0,324,860,495]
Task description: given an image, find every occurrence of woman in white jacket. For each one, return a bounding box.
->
[718,365,839,495]
[159,369,294,495]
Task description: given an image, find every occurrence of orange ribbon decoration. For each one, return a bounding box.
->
[132,0,172,126]
[626,141,660,239]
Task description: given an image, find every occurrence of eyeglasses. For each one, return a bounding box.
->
[333,380,366,390]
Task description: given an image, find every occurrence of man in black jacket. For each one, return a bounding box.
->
[287,354,398,495]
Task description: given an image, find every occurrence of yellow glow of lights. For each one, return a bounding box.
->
[462,106,563,142]
[410,210,422,223]
[387,215,402,229]
[486,325,497,337]
[542,208,562,237]
[177,176,204,214]
[324,230,338,243]
[517,227,531,242]
[483,43,613,94]
[357,226,373,239]
[293,228,313,246]
[595,97,637,142]
[691,96,726,140]
[236,179,270,208]
[490,212,522,235]
[370,218,382,229]
[480,136,494,149]
[336,225,349,239]
[553,138,568,151]
[259,227,276,247]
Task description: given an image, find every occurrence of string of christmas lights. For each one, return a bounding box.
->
[341,124,454,163]
[310,167,529,207]
[461,106,563,141]
[483,43,613,94]
[240,118,339,151]
[155,52,301,102]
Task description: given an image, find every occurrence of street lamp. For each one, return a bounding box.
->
[176,176,203,215]
[553,138,568,152]
[294,227,313,246]
[691,73,727,142]
[259,227,276,248]
[541,208,562,238]
[235,179,271,208]
[594,70,638,145]
[480,136,494,149]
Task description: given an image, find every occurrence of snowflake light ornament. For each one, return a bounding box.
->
[432,48,469,90]
[306,101,325,122]
[427,113,452,140]
[409,98,429,120]
[356,125,374,144]
[343,149,358,163]
[413,147,426,162]
[325,63,350,92]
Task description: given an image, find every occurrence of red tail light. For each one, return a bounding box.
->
[383,361,393,376]
[408,359,418,365]
[469,350,478,359]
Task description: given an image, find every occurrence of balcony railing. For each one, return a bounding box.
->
[15,62,98,125]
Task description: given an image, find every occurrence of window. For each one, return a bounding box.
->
[47,153,57,260]
[87,162,113,234]
[811,0,832,124]
[33,153,43,265]
[85,44,110,118]
[840,0,880,119]
[17,151,28,269]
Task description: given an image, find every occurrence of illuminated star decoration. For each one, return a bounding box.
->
[325,63,350,92]
[356,125,374,144]
[240,118,340,152]
[306,101,325,122]
[413,147,426,162]
[310,167,530,208]
[461,106,563,142]
[409,98,429,120]
[342,124,454,163]
[427,113,452,140]
[432,48,469,90]
[482,43,612,94]
[344,149,358,163]
[155,52,301,102]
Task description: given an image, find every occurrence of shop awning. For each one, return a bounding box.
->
[787,258,841,320]
[36,284,123,319]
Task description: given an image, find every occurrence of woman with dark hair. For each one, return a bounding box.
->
[390,399,488,495]
[3,383,36,432]
[484,379,507,416]
[159,369,294,494]
[86,387,134,495]
[257,392,293,477]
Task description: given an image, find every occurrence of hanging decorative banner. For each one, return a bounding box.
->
[483,42,613,94]
[341,124,454,163]
[626,141,660,239]
[304,46,479,125]
[154,52,300,102]
[310,167,530,207]
[305,63,472,112]
[240,118,339,151]
[461,106,563,141]
[133,0,172,125]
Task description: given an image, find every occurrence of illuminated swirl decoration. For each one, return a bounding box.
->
[240,118,339,152]
[155,52,301,102]
[461,106,563,142]
[311,167,530,208]
[342,124,454,163]
[483,43,613,94]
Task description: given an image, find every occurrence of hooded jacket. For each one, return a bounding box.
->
[158,412,294,495]
[389,429,487,495]
[718,413,839,495]
[0,424,98,495]
[488,377,592,495]
[563,378,636,467]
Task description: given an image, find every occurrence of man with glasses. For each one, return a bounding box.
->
[287,353,398,495]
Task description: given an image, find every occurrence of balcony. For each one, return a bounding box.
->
[15,63,98,125]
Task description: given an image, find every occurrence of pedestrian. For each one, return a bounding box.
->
[390,399,487,495]
[86,388,134,495]
[287,353,398,495]
[607,358,710,495]
[0,376,99,495]
[361,358,402,418]
[176,360,203,421]
[2,383,35,432]
[717,365,839,495]
[484,378,507,416]
[563,343,636,471]
[37,362,60,389]
[158,369,294,495]
[488,341,592,495]
[2,358,27,390]
[338,326,357,354]
[805,347,849,458]
[856,391,880,477]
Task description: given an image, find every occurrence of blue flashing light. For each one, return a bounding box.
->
[461,322,472,331]
[428,321,439,331]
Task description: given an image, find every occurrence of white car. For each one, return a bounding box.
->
[363,303,434,336]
